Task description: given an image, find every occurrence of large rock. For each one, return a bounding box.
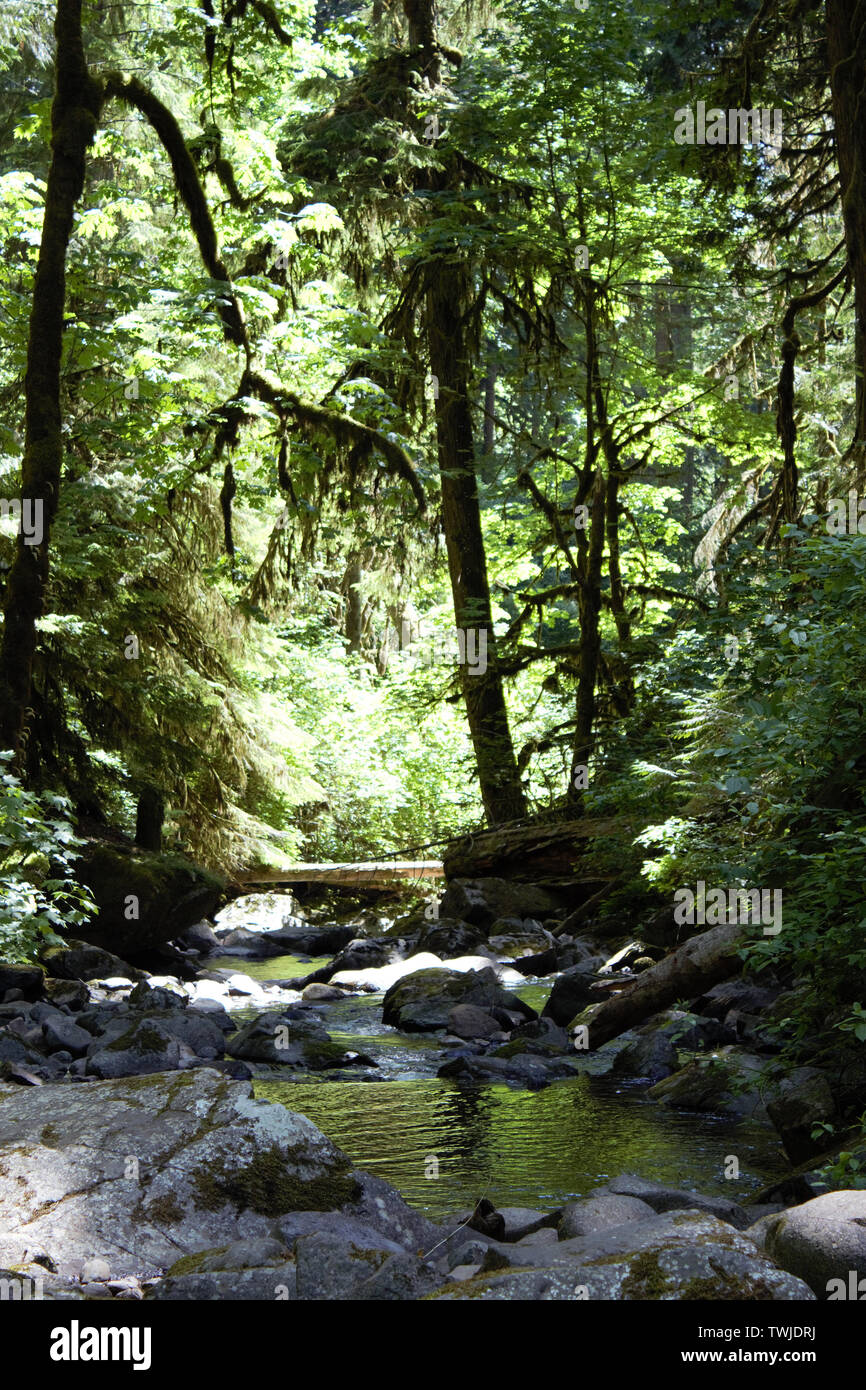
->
[265,924,357,956]
[428,1210,815,1300]
[611,1025,679,1082]
[606,1174,752,1229]
[438,878,563,928]
[225,1009,371,1070]
[0,963,44,1001]
[510,948,559,978]
[382,967,535,1032]
[85,1007,228,1077]
[487,919,555,959]
[542,964,598,1026]
[447,1004,504,1039]
[437,1052,580,1089]
[41,941,147,984]
[0,1070,359,1277]
[765,1068,836,1164]
[72,843,224,957]
[415,919,487,958]
[293,1232,442,1300]
[648,1050,771,1120]
[559,1193,656,1238]
[749,1191,866,1297]
[85,1018,194,1078]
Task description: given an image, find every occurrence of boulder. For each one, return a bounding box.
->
[0,963,44,1001]
[41,978,89,1010]
[487,919,555,959]
[382,967,535,1033]
[85,1018,191,1078]
[447,1004,504,1039]
[437,1052,579,1089]
[226,1010,373,1070]
[428,1210,815,1300]
[765,1068,836,1164]
[510,948,558,978]
[611,1025,679,1082]
[415,918,487,958]
[438,878,563,928]
[41,941,147,984]
[599,941,662,973]
[559,1193,656,1238]
[341,1170,442,1254]
[606,1174,752,1229]
[293,1232,442,1300]
[0,1070,359,1277]
[90,1004,227,1058]
[210,927,286,958]
[648,1050,772,1120]
[271,1211,406,1254]
[176,920,220,953]
[302,937,395,985]
[72,843,224,957]
[265,924,357,956]
[691,979,781,1021]
[748,1190,866,1297]
[301,983,346,1002]
[41,1015,92,1057]
[0,1028,67,1081]
[542,964,598,1026]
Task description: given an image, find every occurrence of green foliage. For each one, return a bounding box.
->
[0,754,96,962]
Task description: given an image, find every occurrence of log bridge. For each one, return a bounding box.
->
[235,861,444,891]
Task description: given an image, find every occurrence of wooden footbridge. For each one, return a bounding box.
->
[235,860,444,891]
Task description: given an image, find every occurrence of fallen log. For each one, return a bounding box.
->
[442,815,638,881]
[236,861,444,889]
[581,920,745,1049]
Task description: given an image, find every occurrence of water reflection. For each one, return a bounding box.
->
[254,1074,790,1221]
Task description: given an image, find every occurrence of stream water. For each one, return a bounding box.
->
[208,945,791,1222]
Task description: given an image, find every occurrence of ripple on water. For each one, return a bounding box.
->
[253,1073,790,1223]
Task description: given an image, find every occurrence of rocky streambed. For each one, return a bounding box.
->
[0,882,864,1300]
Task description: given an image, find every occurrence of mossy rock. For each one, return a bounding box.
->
[71,841,224,957]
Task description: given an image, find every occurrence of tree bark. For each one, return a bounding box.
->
[428,261,526,824]
[343,553,363,654]
[0,0,102,758]
[581,921,744,1049]
[442,814,631,879]
[406,0,526,825]
[568,467,605,803]
[826,0,866,482]
[135,786,165,851]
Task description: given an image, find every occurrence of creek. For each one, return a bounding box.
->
[208,943,790,1222]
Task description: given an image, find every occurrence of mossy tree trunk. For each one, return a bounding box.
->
[826,0,866,483]
[0,0,102,760]
[406,0,526,826]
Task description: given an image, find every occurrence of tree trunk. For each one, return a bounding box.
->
[826,0,866,483]
[135,787,165,851]
[443,814,632,879]
[568,468,605,803]
[581,921,744,1049]
[405,0,525,826]
[344,553,363,654]
[0,0,102,758]
[427,261,527,824]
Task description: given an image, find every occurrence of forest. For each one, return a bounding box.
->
[0,0,865,1321]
